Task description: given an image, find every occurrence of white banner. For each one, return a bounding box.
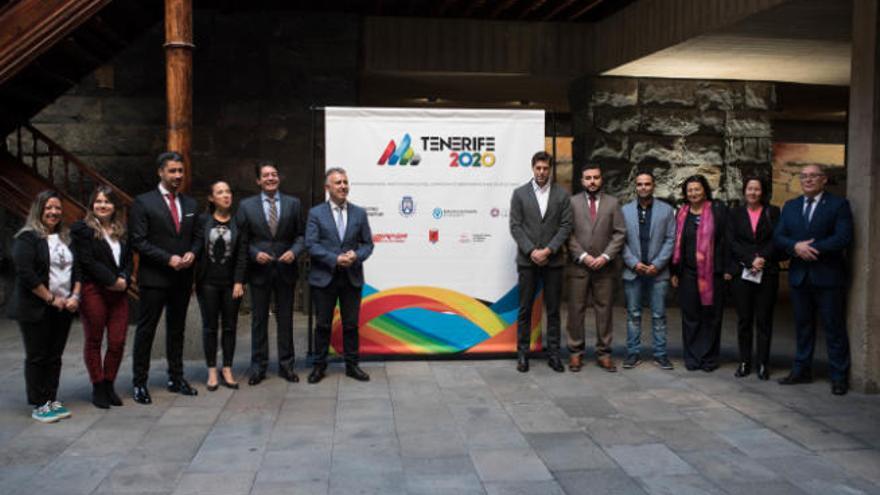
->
[324,107,545,355]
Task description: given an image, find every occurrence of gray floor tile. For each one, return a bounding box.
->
[470,448,553,482]
[605,443,696,477]
[555,468,649,495]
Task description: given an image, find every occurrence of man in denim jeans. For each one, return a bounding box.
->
[620,171,676,370]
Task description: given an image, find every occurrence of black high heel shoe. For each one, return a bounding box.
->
[220,373,239,390]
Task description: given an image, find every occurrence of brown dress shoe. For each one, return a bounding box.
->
[569,354,583,372]
[597,356,617,373]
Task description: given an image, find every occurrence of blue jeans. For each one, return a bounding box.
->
[624,277,669,358]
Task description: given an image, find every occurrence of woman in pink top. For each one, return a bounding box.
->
[726,176,782,380]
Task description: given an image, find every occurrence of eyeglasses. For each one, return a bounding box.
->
[799,173,825,181]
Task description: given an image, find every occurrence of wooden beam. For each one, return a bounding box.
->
[165,0,193,192]
[541,0,580,21]
[517,0,548,19]
[489,0,520,18]
[569,0,604,21]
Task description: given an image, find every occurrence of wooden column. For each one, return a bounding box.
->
[165,0,193,192]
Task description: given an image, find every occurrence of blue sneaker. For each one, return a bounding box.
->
[49,401,71,419]
[32,402,60,423]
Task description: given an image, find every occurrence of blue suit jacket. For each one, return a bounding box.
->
[305,202,374,288]
[774,192,853,288]
[621,199,676,281]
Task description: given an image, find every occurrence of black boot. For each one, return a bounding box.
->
[92,382,110,409]
[104,380,123,406]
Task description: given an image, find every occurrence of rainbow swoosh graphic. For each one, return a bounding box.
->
[330,284,544,355]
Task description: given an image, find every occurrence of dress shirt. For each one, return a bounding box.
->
[803,192,823,223]
[531,179,551,218]
[158,183,182,221]
[330,200,348,236]
[577,191,611,264]
[638,200,653,264]
[261,191,282,225]
[104,232,122,266]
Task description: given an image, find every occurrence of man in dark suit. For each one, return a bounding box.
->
[237,161,305,385]
[305,167,374,383]
[129,152,202,404]
[567,165,626,372]
[774,164,853,395]
[509,151,573,373]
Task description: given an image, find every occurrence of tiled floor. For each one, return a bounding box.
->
[0,308,878,495]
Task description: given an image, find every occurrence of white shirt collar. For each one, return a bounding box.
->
[531,178,551,193]
[330,200,347,211]
[806,192,823,204]
[158,183,175,197]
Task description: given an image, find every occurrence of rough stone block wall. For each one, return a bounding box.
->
[569,76,777,204]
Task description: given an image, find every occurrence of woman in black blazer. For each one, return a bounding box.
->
[196,181,247,391]
[727,176,781,380]
[71,186,132,408]
[670,175,730,372]
[8,190,80,423]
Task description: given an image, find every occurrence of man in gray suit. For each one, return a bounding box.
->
[620,171,676,370]
[567,165,625,372]
[509,151,573,373]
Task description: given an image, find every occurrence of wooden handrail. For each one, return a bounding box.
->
[14,122,134,208]
[0,0,111,86]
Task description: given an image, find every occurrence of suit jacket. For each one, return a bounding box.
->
[621,199,676,281]
[509,181,573,268]
[70,220,132,288]
[774,192,853,288]
[236,193,305,285]
[8,230,80,322]
[568,191,626,275]
[671,202,730,276]
[129,188,201,288]
[195,212,248,286]
[727,204,782,276]
[305,201,374,288]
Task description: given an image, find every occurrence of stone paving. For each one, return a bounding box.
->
[0,309,879,495]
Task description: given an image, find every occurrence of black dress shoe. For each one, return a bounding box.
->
[734,362,751,378]
[516,352,529,373]
[248,371,266,386]
[756,364,770,381]
[778,371,813,385]
[168,378,198,396]
[548,356,564,373]
[279,368,300,383]
[831,381,848,396]
[92,382,110,409]
[308,365,327,384]
[345,364,370,382]
[104,380,123,406]
[132,385,152,405]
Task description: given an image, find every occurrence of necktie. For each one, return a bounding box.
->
[803,197,814,225]
[166,193,180,233]
[267,196,278,236]
[336,206,346,241]
[588,194,597,222]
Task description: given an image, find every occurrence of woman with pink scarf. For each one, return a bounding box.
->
[670,175,731,372]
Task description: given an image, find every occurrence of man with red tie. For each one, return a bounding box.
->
[566,165,626,372]
[129,152,202,404]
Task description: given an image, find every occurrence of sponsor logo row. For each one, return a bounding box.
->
[372,230,493,245]
[389,196,508,219]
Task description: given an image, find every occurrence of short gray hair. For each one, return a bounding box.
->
[325,167,347,184]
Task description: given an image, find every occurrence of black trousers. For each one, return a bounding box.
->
[731,275,778,367]
[19,309,73,406]
[679,271,724,370]
[132,284,192,386]
[516,265,563,355]
[197,283,240,367]
[249,275,295,373]
[312,270,362,366]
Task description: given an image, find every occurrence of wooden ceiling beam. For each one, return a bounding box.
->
[517,0,548,20]
[569,0,603,21]
[541,0,579,21]
[488,0,519,19]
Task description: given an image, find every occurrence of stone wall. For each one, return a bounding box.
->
[27,9,359,205]
[569,76,777,204]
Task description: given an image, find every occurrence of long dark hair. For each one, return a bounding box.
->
[84,185,127,240]
[680,175,713,203]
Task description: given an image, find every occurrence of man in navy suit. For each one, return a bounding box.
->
[774,164,853,395]
[237,162,305,385]
[129,151,202,404]
[305,167,374,384]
